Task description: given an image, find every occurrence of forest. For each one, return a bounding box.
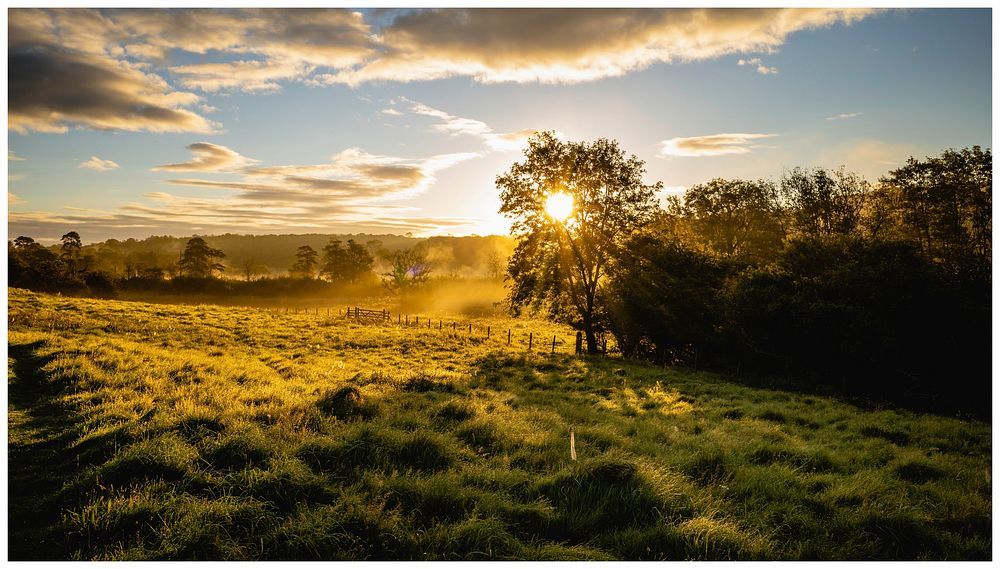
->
[8,145,991,419]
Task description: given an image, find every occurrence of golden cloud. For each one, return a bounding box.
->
[321,8,874,85]
[660,133,777,157]
[79,156,120,171]
[153,142,257,172]
[9,46,216,134]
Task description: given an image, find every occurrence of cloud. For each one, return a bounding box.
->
[737,57,778,74]
[826,112,863,121]
[7,8,375,133]
[320,8,872,85]
[202,146,482,202]
[9,151,26,161]
[9,45,216,134]
[152,142,257,172]
[9,192,24,205]
[9,8,875,135]
[79,155,120,171]
[409,100,492,137]
[5,142,484,238]
[660,133,777,157]
[170,59,312,93]
[20,8,375,85]
[400,97,543,152]
[379,108,403,116]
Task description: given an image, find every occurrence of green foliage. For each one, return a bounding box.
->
[780,167,869,239]
[7,289,991,560]
[497,132,661,353]
[9,235,89,294]
[380,247,432,292]
[879,146,991,276]
[606,148,990,417]
[608,225,728,363]
[669,178,785,262]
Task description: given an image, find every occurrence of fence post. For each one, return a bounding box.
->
[507,329,511,346]
[438,320,442,329]
[552,335,556,354]
[528,332,533,351]
[487,326,490,339]
[415,316,419,326]
[575,331,583,355]
[406,315,409,325]
[453,322,456,331]
[469,323,472,334]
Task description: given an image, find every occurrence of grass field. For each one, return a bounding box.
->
[7,288,992,560]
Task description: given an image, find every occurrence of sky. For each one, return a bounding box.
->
[6,7,992,243]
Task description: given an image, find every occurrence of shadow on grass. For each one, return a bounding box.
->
[8,340,83,560]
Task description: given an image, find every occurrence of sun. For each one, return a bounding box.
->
[545,192,574,222]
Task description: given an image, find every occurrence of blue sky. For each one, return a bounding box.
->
[7,8,991,243]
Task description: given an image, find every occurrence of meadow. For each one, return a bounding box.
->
[7,287,992,560]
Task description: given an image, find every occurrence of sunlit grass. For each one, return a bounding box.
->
[7,288,991,560]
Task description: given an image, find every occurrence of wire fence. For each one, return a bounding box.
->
[252,304,608,356]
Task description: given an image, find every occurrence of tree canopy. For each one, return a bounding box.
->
[497,131,661,353]
[178,237,226,278]
[290,245,319,279]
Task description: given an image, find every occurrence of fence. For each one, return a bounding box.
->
[345,306,391,321]
[255,304,608,356]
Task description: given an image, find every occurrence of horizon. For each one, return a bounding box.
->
[18,230,513,248]
[7,7,992,243]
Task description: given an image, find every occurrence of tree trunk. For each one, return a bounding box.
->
[583,313,599,355]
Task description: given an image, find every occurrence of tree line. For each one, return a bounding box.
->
[499,133,990,418]
[8,232,504,299]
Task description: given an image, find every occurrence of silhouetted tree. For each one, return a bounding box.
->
[497,131,661,354]
[178,237,226,278]
[322,239,374,283]
[290,245,319,279]
[608,221,729,363]
[9,235,80,292]
[780,167,868,239]
[669,178,785,262]
[60,231,83,274]
[241,258,270,281]
[879,146,991,277]
[484,249,506,280]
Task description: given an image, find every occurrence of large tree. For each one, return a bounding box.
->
[780,167,869,239]
[60,231,83,274]
[178,237,225,278]
[497,131,661,354]
[321,238,374,283]
[380,247,432,292]
[290,245,319,279]
[878,146,991,276]
[668,178,786,262]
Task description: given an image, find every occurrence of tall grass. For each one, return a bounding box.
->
[7,288,991,560]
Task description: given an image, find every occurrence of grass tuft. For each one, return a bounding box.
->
[315,386,378,421]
